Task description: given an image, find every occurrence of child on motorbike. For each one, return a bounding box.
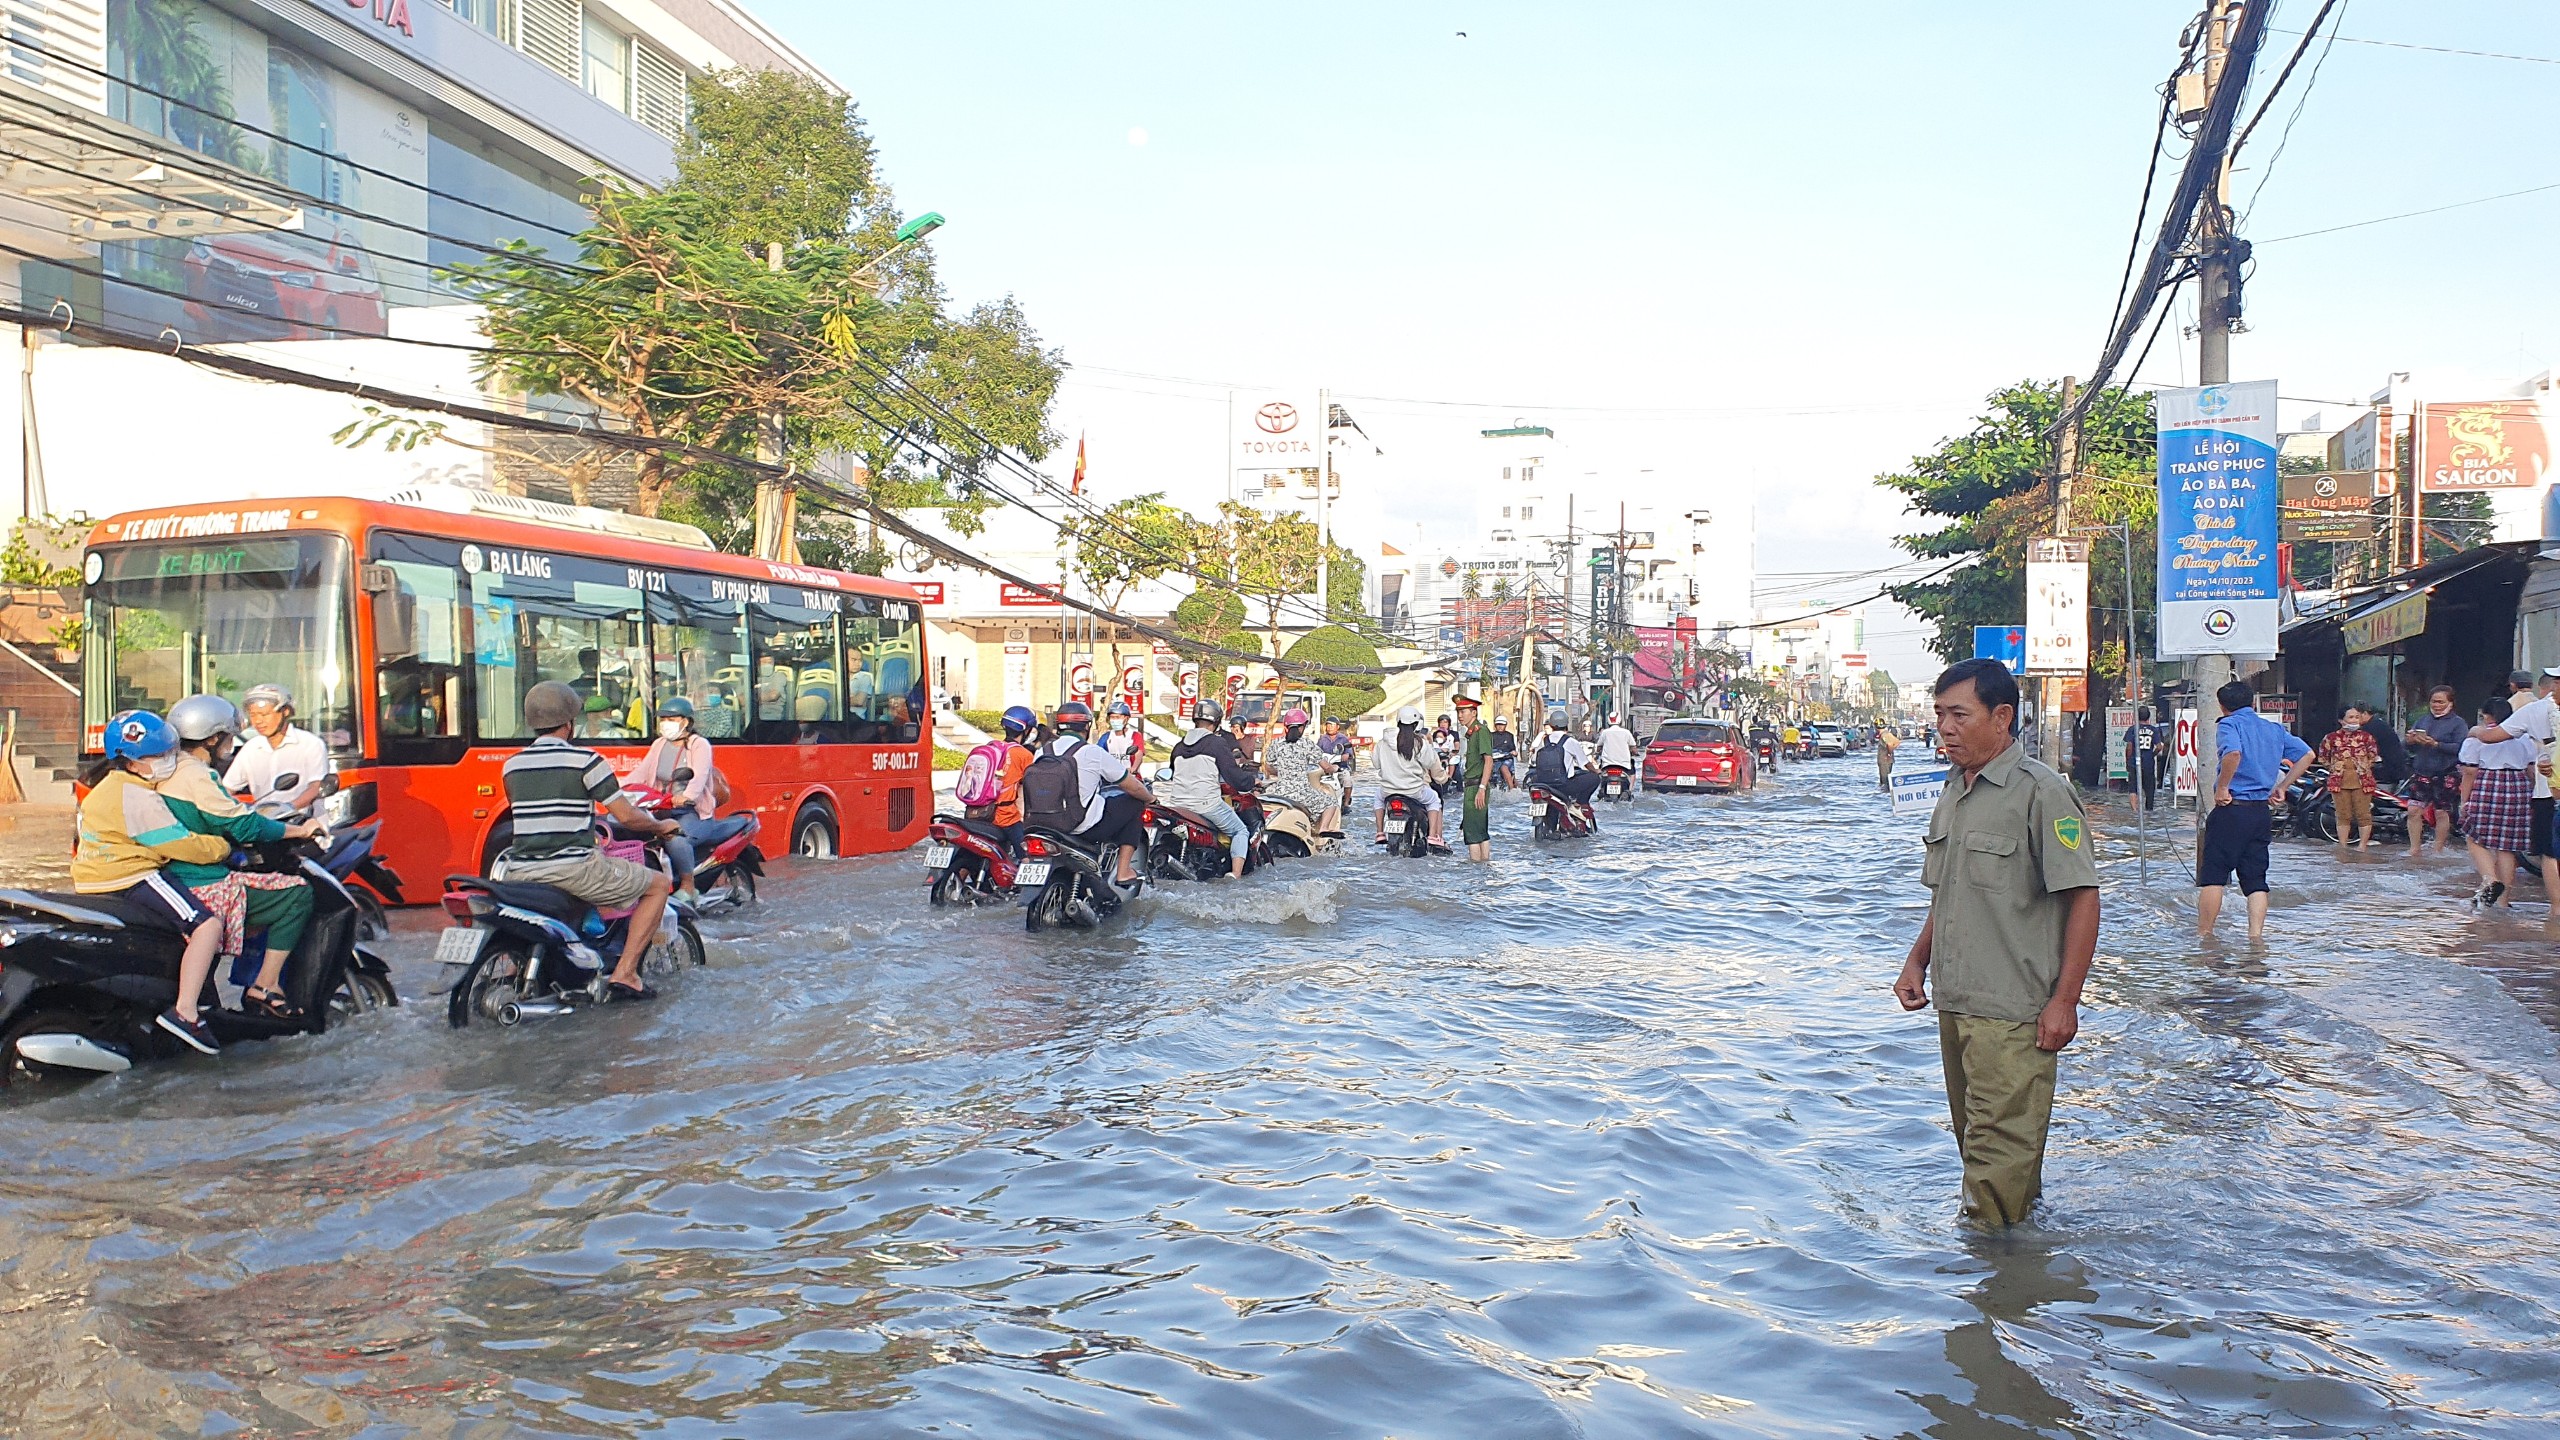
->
[160,695,321,1020]
[981,705,1041,854]
[72,711,238,1055]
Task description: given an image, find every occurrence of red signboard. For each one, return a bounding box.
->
[909,581,945,605]
[1000,583,1060,607]
[2418,400,2551,493]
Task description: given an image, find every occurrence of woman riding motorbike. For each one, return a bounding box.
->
[71,712,234,1054]
[160,694,320,1020]
[639,697,752,907]
[1259,707,1344,836]
[1373,707,1450,850]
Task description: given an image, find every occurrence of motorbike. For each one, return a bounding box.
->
[1528,784,1600,840]
[0,837,396,1087]
[1753,735,1781,770]
[1020,824,1142,930]
[1259,795,1324,858]
[249,769,402,940]
[924,811,1021,905]
[1146,803,1236,881]
[1228,787,1279,872]
[1381,792,1434,858]
[620,768,765,914]
[1598,764,1634,802]
[439,835,704,1028]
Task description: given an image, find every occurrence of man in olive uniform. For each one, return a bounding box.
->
[1895,658,2102,1227]
[1456,691,1497,862]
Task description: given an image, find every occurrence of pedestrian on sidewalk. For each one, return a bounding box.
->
[2405,686,2470,858]
[2319,703,2382,849]
[2457,695,2538,907]
[1876,723,1901,788]
[1895,658,2100,1229]
[2198,679,2315,943]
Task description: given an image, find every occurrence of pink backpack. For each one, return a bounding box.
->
[954,741,1012,807]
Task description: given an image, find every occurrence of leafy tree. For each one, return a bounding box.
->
[677,68,881,252]
[1168,586,1258,667]
[1065,493,1201,615]
[1283,625,1386,721]
[1880,380,2155,669]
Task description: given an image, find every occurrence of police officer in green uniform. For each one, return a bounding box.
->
[1895,658,2102,1227]
[1456,690,1496,861]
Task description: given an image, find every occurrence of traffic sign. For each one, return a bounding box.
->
[1971,625,2025,673]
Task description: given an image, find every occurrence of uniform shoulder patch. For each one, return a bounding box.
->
[2054,815,2084,850]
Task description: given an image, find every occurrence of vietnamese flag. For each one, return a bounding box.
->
[1072,433,1087,494]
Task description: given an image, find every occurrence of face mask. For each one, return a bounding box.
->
[659,720,686,740]
[1111,717,1128,732]
[144,753,180,782]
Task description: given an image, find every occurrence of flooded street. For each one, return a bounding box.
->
[3,759,2556,1438]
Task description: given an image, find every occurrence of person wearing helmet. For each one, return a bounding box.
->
[640,697,750,906]
[1102,699,1146,767]
[160,695,323,1019]
[72,711,235,1054]
[1161,698,1261,877]
[1489,714,1518,790]
[1372,705,1450,849]
[224,682,334,815]
[1259,705,1343,837]
[1529,709,1603,807]
[1597,712,1638,781]
[985,705,1043,853]
[1035,700,1153,888]
[497,680,681,1001]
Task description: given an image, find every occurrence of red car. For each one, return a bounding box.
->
[1642,719,1756,793]
[180,224,388,342]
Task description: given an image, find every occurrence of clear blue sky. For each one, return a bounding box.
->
[757,0,2560,677]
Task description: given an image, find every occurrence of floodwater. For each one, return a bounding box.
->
[2,759,2556,1438]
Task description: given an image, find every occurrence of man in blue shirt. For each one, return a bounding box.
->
[2199,679,2316,941]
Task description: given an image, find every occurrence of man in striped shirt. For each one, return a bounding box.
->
[498,681,679,1001]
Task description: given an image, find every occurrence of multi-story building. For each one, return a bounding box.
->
[0,0,836,524]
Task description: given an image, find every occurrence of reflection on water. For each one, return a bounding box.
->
[2,764,2556,1436]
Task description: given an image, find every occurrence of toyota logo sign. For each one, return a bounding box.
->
[1254,402,1300,434]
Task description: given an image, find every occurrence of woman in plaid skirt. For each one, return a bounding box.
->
[2458,696,2539,907]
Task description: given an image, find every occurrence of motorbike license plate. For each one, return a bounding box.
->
[435,925,487,966]
[1015,861,1052,888]
[1676,775,1699,787]
[923,843,955,870]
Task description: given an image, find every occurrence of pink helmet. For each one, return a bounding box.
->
[1280,707,1311,726]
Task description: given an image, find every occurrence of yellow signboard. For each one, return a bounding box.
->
[2344,589,2428,655]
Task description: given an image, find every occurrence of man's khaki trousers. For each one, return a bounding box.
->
[1938,1011,2057,1227]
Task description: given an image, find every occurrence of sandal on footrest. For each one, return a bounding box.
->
[243,986,305,1022]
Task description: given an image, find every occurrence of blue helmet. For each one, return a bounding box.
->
[106,709,179,762]
[1001,705,1037,738]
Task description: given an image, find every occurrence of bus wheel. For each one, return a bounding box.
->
[791,804,838,858]
[478,819,514,877]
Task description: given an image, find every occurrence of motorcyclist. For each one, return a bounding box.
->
[1528,709,1604,809]
[224,682,334,815]
[1160,699,1259,879]
[1372,706,1451,850]
[1259,706,1344,836]
[640,697,751,907]
[986,705,1041,854]
[1037,700,1154,891]
[72,711,232,1054]
[1489,716,1519,789]
[1596,713,1638,787]
[496,680,679,1003]
[160,694,320,1021]
[1102,699,1147,767]
[1781,720,1804,758]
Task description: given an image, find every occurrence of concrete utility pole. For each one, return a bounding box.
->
[2192,0,2240,839]
[2048,375,2080,773]
[752,241,798,563]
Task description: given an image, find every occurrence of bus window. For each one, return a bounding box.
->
[650,591,749,740]
[845,598,923,744]
[750,596,842,745]
[472,572,649,741]
[375,555,469,760]
[84,534,357,753]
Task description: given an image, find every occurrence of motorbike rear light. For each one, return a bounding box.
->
[1141,808,1158,825]
[1024,835,1053,858]
[442,891,492,921]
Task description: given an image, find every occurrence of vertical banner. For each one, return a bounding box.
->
[1151,643,1180,715]
[1175,662,1201,723]
[2025,538,2089,673]
[2157,380,2281,657]
[1118,658,1147,716]
[1002,627,1033,709]
[2172,707,2200,797]
[1068,653,1096,705]
[2104,705,2136,780]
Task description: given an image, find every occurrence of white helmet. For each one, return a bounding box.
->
[1395,705,1423,726]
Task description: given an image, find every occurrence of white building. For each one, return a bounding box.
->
[1,0,839,525]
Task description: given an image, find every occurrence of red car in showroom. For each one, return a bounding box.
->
[1641,718,1756,793]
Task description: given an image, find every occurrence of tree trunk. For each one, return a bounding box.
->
[633,450,670,518]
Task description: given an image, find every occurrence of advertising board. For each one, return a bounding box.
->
[2417,400,2551,493]
[2026,539,2088,674]
[2280,471,2377,542]
[2157,381,2280,659]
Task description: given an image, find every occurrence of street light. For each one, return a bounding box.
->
[895,211,945,244]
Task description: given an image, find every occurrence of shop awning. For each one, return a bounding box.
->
[0,76,303,243]
[2339,553,2511,655]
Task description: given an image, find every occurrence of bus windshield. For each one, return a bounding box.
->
[84,535,357,752]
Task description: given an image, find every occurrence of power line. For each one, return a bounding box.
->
[2237,0,2351,219]
[2232,0,2346,161]
[2266,28,2560,65]
[2255,179,2560,244]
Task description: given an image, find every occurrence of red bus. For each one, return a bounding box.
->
[81,488,930,893]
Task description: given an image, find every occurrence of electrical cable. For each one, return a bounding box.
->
[2106,86,2177,340]
[2237,0,2350,219]
[2264,29,2560,65]
[2254,179,2560,244]
[2232,0,2345,160]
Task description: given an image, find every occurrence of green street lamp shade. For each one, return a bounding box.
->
[896,212,946,244]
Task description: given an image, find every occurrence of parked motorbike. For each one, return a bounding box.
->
[1598,764,1634,802]
[439,837,704,1028]
[0,840,396,1087]
[2284,765,2412,844]
[1528,784,1600,840]
[620,768,765,914]
[1381,793,1434,858]
[924,812,1020,905]
[1019,825,1141,931]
